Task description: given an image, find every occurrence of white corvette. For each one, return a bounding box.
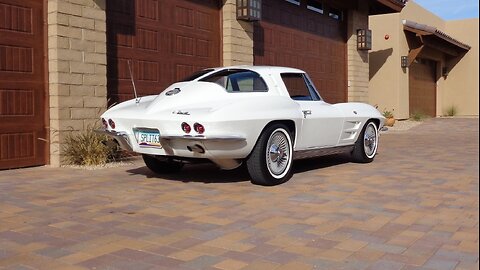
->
[99,66,384,185]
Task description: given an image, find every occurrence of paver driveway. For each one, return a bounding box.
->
[0,118,478,270]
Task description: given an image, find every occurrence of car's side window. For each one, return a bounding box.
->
[281,73,317,101]
[201,69,268,92]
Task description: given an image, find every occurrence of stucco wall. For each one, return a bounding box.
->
[401,2,445,30]
[369,13,403,118]
[444,19,479,116]
[369,1,478,119]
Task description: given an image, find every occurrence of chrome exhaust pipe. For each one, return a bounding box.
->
[187,144,205,154]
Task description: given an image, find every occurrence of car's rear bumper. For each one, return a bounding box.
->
[95,129,134,152]
[95,129,247,159]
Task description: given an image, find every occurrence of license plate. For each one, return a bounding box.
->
[134,129,162,148]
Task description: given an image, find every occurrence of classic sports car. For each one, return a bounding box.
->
[99,66,384,185]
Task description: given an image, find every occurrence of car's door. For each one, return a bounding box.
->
[281,73,345,150]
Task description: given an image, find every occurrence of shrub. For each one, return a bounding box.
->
[382,109,394,118]
[410,111,427,121]
[62,126,120,166]
[445,105,458,117]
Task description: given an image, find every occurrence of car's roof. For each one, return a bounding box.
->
[211,65,305,74]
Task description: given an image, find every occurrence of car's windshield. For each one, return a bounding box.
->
[200,69,268,92]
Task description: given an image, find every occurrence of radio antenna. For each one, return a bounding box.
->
[127,60,140,104]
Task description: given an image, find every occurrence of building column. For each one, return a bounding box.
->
[47,0,107,166]
[346,2,370,103]
[222,0,254,66]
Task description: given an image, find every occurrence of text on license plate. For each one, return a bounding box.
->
[136,130,161,148]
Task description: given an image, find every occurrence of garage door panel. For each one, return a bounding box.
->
[409,59,436,117]
[107,0,220,104]
[137,0,159,20]
[0,1,34,33]
[254,0,346,104]
[0,0,46,169]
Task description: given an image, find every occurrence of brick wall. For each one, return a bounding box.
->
[346,2,370,103]
[47,0,107,166]
[222,0,254,66]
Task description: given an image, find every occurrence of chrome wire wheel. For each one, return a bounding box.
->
[363,122,378,159]
[265,129,292,179]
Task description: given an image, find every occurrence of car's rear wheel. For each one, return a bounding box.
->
[352,120,379,163]
[247,124,293,186]
[142,154,184,174]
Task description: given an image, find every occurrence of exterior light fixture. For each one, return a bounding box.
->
[357,29,372,50]
[401,56,408,68]
[236,0,262,21]
[442,67,449,77]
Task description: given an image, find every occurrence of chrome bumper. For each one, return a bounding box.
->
[95,129,246,153]
[95,129,133,152]
[160,134,246,141]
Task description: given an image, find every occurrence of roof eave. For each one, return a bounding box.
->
[370,0,407,15]
[403,20,471,51]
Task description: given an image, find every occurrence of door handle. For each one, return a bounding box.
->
[302,110,312,118]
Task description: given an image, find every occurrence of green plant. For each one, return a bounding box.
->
[445,105,458,117]
[382,108,394,118]
[410,111,427,121]
[62,126,120,166]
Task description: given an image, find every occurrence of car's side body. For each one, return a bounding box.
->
[100,66,384,184]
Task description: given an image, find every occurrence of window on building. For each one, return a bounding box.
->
[201,69,268,92]
[307,0,324,14]
[328,8,342,20]
[285,0,300,6]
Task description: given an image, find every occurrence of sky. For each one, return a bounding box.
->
[413,0,479,20]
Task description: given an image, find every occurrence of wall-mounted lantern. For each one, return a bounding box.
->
[357,29,372,50]
[442,66,449,78]
[401,56,408,68]
[236,0,262,21]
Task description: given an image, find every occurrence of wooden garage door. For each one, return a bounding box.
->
[254,0,347,104]
[0,0,47,169]
[409,59,437,117]
[106,0,221,105]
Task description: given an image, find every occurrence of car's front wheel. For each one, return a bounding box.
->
[351,120,379,163]
[142,154,184,174]
[247,124,293,186]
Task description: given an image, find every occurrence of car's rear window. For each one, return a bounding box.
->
[200,69,268,92]
[178,69,215,82]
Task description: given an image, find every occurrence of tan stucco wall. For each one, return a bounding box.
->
[443,19,479,116]
[401,1,446,30]
[369,1,479,119]
[48,0,107,166]
[369,13,403,117]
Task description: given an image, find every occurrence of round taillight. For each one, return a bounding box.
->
[108,119,116,129]
[181,122,191,134]
[194,123,205,134]
[101,118,108,129]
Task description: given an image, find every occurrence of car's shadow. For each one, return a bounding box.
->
[126,154,351,184]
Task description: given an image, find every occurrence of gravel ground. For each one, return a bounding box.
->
[381,119,423,132]
[61,158,138,170]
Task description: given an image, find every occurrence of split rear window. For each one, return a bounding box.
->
[200,69,268,92]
